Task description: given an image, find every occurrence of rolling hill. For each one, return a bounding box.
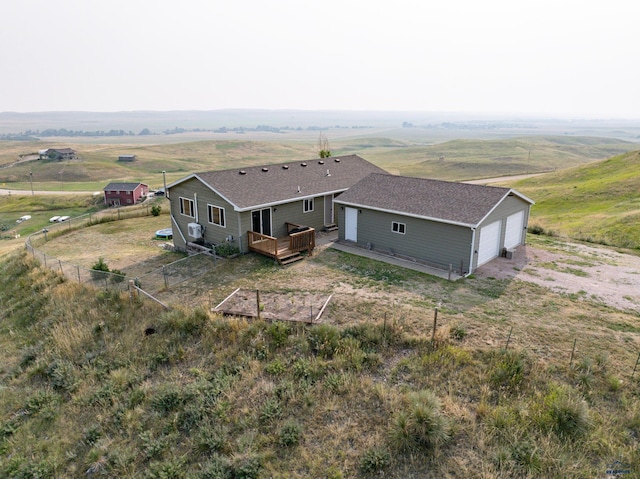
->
[514,150,640,249]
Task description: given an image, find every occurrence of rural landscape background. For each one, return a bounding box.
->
[1,110,640,478]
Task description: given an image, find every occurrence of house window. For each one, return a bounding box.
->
[392,221,406,234]
[303,198,314,213]
[208,204,226,227]
[180,197,195,217]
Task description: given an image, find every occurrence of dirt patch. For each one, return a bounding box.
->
[475,241,640,313]
[214,288,332,323]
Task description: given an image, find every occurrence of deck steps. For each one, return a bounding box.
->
[278,252,304,265]
[323,224,338,232]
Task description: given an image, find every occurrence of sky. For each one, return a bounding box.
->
[2,0,639,118]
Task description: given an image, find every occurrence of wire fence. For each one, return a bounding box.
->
[24,205,221,309]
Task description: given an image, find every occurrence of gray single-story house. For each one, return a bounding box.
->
[333,173,534,275]
[166,155,388,257]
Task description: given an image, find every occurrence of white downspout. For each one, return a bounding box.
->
[194,193,199,223]
[468,227,476,276]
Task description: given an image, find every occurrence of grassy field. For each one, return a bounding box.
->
[513,150,640,249]
[1,135,636,191]
[1,229,640,477]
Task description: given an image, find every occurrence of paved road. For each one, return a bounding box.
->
[463,172,549,185]
[0,188,99,196]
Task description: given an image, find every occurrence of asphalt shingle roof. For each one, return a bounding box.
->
[191,154,388,210]
[334,173,529,226]
[104,182,146,191]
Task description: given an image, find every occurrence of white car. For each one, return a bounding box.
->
[57,216,70,222]
[16,215,31,223]
[49,216,60,222]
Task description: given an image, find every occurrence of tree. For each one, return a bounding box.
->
[318,132,331,158]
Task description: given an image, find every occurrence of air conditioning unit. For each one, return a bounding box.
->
[188,223,202,239]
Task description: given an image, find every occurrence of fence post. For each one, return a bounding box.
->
[633,352,640,378]
[448,264,452,281]
[162,265,168,289]
[431,307,438,344]
[44,254,47,268]
[256,289,261,320]
[569,339,577,368]
[59,259,63,273]
[77,265,81,283]
[505,326,513,350]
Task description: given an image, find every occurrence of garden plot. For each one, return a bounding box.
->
[214,288,332,323]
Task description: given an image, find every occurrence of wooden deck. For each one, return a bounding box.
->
[248,223,316,265]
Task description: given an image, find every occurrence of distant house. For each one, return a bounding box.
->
[167,155,388,262]
[39,148,77,160]
[333,174,534,275]
[103,182,149,207]
[118,154,137,162]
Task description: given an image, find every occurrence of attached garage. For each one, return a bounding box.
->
[334,174,534,276]
[477,220,502,266]
[504,210,525,250]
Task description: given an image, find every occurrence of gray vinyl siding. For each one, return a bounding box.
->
[273,197,325,236]
[471,196,531,271]
[235,197,326,253]
[337,207,473,271]
[168,178,238,251]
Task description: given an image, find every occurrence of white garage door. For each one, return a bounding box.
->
[504,210,525,250]
[478,220,501,266]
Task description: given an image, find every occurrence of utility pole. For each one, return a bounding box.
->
[30,171,34,195]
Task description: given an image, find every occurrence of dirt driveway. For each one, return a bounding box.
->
[475,239,640,313]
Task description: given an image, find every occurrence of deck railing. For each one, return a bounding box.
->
[248,223,316,261]
[248,230,278,257]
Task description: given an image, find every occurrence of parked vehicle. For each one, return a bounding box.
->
[49,216,60,222]
[16,215,32,223]
[57,216,70,222]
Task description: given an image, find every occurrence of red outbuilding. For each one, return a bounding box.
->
[103,182,149,207]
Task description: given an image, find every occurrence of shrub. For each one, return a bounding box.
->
[547,389,591,438]
[359,447,391,474]
[228,453,262,479]
[196,424,229,454]
[151,205,162,216]
[90,257,110,280]
[490,350,527,393]
[110,268,126,283]
[308,324,341,358]
[389,390,451,452]
[266,321,291,348]
[215,242,240,258]
[527,224,545,235]
[278,421,302,447]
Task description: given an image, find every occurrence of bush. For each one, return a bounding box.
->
[389,390,451,452]
[215,242,240,258]
[490,350,527,393]
[527,224,545,235]
[545,388,591,438]
[110,268,126,283]
[359,447,391,473]
[151,205,162,216]
[90,257,110,280]
[308,324,341,358]
[278,421,302,447]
